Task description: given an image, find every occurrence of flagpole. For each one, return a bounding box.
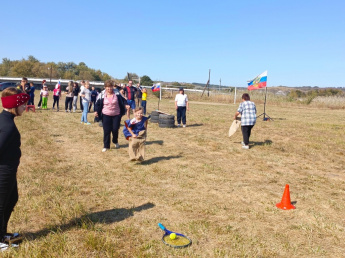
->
[234,87,237,104]
[263,87,267,120]
[256,76,273,121]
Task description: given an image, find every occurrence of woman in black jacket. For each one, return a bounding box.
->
[0,88,30,249]
[72,82,79,112]
[95,80,128,152]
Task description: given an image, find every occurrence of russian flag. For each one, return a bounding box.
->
[151,83,161,92]
[247,71,267,91]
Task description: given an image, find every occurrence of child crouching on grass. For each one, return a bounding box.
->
[123,108,148,161]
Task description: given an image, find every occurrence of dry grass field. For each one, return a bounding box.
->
[1,91,344,257]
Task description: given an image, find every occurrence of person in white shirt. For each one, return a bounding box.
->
[80,81,91,124]
[174,87,189,127]
[79,80,85,112]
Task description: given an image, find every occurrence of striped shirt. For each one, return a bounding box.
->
[237,101,257,126]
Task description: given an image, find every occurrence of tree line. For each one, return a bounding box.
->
[0,56,112,82]
[0,56,160,88]
[288,88,344,99]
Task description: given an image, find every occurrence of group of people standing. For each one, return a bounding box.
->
[0,76,258,252]
[18,78,98,113]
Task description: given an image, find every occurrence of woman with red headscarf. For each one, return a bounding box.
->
[0,87,29,250]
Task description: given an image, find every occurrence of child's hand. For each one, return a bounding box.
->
[132,134,137,138]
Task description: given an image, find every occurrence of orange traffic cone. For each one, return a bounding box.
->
[276,184,296,210]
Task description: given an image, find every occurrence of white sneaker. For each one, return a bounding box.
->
[242,145,249,150]
[102,148,108,152]
[0,242,19,252]
[183,124,186,128]
[177,124,181,127]
[241,142,245,146]
[114,143,119,149]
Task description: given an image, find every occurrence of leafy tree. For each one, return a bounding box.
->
[11,60,35,77]
[102,73,111,81]
[78,62,88,71]
[0,58,12,76]
[28,55,39,63]
[171,81,181,86]
[78,70,94,81]
[123,73,139,81]
[140,75,153,86]
[0,56,112,82]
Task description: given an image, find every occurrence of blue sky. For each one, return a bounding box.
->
[1,0,344,87]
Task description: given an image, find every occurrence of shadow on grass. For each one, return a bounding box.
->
[145,140,164,146]
[24,202,155,240]
[185,123,203,127]
[271,118,286,121]
[140,155,182,165]
[251,140,273,147]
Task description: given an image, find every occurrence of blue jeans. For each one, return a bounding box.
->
[141,100,147,115]
[81,101,89,123]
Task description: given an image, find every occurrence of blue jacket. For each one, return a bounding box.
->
[123,117,148,140]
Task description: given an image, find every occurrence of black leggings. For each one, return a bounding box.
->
[241,125,254,145]
[38,95,42,107]
[53,96,60,109]
[0,166,18,240]
[102,114,121,148]
[65,97,73,111]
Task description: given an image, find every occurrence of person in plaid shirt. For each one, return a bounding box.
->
[234,93,256,149]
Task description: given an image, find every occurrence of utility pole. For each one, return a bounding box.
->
[208,69,211,97]
[201,69,211,97]
[219,78,221,92]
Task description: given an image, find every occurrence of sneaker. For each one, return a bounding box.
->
[241,142,245,146]
[4,233,22,244]
[102,148,108,152]
[65,110,68,113]
[0,242,19,252]
[177,124,181,127]
[114,143,119,149]
[183,124,186,128]
[80,122,83,124]
[85,122,91,125]
[242,145,249,150]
